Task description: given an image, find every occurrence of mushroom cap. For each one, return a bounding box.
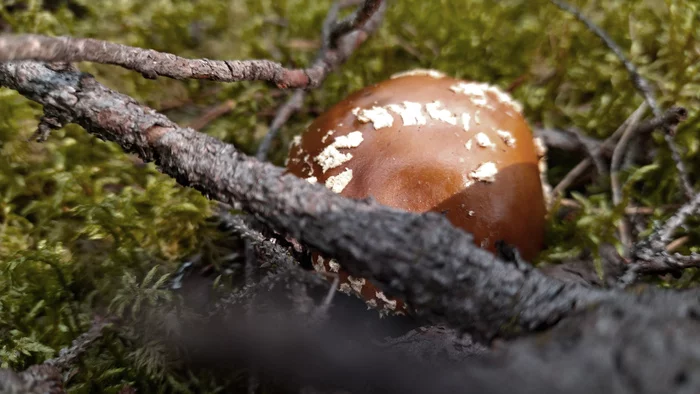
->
[285,71,546,314]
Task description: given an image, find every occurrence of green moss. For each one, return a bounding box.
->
[0,0,699,391]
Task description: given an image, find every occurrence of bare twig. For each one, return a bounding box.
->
[647,192,700,251]
[538,107,688,162]
[534,127,595,153]
[44,316,114,372]
[186,99,236,131]
[327,0,383,48]
[0,10,382,92]
[553,103,648,196]
[619,192,700,286]
[0,316,114,394]
[558,198,678,216]
[255,0,387,160]
[550,0,693,198]
[610,102,648,255]
[665,236,690,253]
[620,252,700,286]
[256,89,305,160]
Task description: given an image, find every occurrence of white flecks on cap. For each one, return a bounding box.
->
[450,82,491,108]
[305,176,318,184]
[291,135,302,147]
[449,81,523,113]
[339,283,352,294]
[375,291,397,310]
[321,129,335,143]
[312,256,326,272]
[425,100,458,125]
[475,132,496,149]
[302,154,315,176]
[328,259,340,273]
[325,168,353,193]
[462,113,472,132]
[366,299,378,309]
[470,162,498,183]
[474,110,481,125]
[334,131,364,148]
[353,106,394,129]
[496,129,516,147]
[465,139,473,150]
[315,131,364,173]
[390,69,447,79]
[386,101,427,126]
[538,156,547,175]
[347,276,366,295]
[468,210,475,216]
[533,136,547,159]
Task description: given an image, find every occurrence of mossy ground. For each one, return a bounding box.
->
[0,0,698,392]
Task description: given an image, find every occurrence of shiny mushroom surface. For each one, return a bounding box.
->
[285,70,546,316]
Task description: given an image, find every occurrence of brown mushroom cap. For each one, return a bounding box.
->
[285,70,546,315]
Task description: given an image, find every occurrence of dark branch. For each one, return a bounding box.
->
[44,316,114,372]
[8,54,700,394]
[0,61,613,343]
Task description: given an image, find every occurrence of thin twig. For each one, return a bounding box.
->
[45,316,115,372]
[610,102,648,256]
[550,0,693,198]
[553,103,647,196]
[665,236,689,253]
[256,90,305,160]
[0,21,375,90]
[620,192,700,286]
[549,0,656,110]
[316,275,340,316]
[328,0,382,48]
[621,252,700,286]
[186,99,236,131]
[570,127,608,175]
[255,0,386,160]
[647,192,700,251]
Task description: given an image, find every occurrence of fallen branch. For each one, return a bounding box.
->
[4,26,700,394]
[0,316,114,394]
[0,0,385,92]
[0,61,612,342]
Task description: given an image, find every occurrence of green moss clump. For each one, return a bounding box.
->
[0,0,699,391]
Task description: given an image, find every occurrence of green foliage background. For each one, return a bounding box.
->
[0,0,698,391]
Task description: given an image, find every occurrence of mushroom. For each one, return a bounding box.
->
[285,69,547,316]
